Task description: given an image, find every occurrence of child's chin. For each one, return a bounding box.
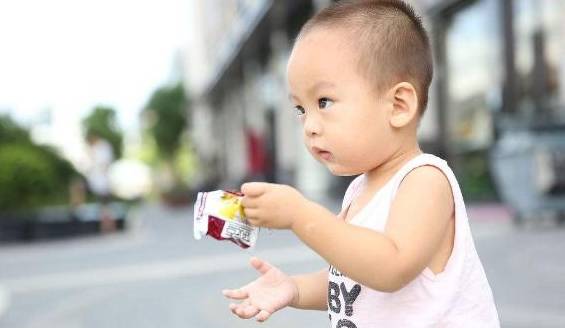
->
[326,165,358,177]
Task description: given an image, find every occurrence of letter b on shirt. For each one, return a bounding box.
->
[328,281,361,327]
[328,281,361,315]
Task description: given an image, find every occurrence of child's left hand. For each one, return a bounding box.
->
[241,182,308,229]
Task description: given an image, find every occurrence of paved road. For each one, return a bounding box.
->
[0,202,564,327]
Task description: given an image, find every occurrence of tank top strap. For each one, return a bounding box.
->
[388,153,471,259]
[341,174,365,211]
[389,154,465,213]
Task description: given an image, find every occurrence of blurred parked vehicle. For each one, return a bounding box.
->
[491,121,565,225]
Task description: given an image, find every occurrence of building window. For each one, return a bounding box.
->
[514,0,565,123]
[443,0,501,201]
[446,0,500,152]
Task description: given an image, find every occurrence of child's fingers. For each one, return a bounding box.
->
[230,303,242,317]
[240,196,258,209]
[222,288,248,300]
[250,257,273,275]
[230,301,259,319]
[239,303,260,319]
[255,309,272,322]
[230,303,244,316]
[241,182,269,197]
[243,208,260,221]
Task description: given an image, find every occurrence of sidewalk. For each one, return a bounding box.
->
[0,285,8,320]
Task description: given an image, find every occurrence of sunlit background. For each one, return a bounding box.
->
[1,0,565,327]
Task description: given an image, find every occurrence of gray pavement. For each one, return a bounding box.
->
[0,201,564,327]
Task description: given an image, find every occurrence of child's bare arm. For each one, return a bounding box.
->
[290,269,328,310]
[291,166,454,292]
[241,166,454,293]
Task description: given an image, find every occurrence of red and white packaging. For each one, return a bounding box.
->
[193,190,258,248]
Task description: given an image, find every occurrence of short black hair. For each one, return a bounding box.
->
[297,0,433,115]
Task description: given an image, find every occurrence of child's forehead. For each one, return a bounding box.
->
[294,27,354,54]
[288,51,362,85]
[289,31,358,73]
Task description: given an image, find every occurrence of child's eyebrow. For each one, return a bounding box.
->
[308,81,336,95]
[288,81,336,102]
[288,93,300,102]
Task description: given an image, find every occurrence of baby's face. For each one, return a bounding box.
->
[287,27,397,176]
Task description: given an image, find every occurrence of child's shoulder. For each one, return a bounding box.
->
[393,156,455,215]
[403,164,452,192]
[389,157,456,238]
[398,154,453,194]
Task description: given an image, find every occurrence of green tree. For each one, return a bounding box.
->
[0,145,59,210]
[0,114,31,144]
[144,83,187,160]
[0,115,79,212]
[143,83,189,192]
[82,106,123,158]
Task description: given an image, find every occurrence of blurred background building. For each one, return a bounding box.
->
[185,0,331,198]
[185,0,565,204]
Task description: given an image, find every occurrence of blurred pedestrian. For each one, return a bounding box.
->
[223,1,499,327]
[85,133,116,233]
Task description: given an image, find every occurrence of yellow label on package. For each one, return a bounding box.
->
[193,190,258,248]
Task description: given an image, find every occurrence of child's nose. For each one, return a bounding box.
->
[303,114,322,137]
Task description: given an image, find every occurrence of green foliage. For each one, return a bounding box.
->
[34,144,78,188]
[175,135,198,183]
[0,115,80,212]
[144,83,187,160]
[82,106,123,158]
[0,114,31,144]
[0,145,57,210]
[457,150,498,202]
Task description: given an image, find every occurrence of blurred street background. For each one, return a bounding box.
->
[1,0,565,327]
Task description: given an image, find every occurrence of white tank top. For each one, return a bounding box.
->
[327,153,500,328]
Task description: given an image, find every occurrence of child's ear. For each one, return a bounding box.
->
[387,82,419,128]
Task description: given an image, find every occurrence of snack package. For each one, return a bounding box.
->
[193,190,258,248]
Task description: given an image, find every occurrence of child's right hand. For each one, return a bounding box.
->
[222,257,298,322]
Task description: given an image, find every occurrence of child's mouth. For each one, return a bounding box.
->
[312,147,332,160]
[319,151,332,160]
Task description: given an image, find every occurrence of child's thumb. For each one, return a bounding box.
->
[250,257,273,275]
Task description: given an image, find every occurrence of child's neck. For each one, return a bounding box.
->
[364,146,422,191]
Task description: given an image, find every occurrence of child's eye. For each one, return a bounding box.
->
[294,105,305,116]
[318,98,334,109]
